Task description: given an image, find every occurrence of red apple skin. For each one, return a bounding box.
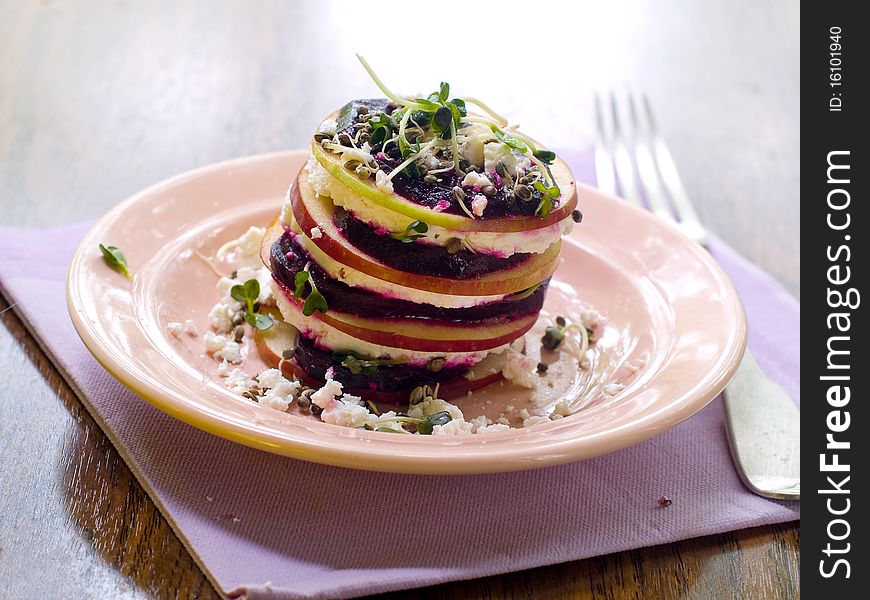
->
[289,174,562,296]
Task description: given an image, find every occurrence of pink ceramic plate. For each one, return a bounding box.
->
[67,150,746,474]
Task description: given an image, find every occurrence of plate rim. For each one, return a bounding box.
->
[66,150,747,474]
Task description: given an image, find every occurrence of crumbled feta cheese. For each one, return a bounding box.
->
[309,226,322,240]
[501,349,537,389]
[204,331,243,363]
[321,397,377,428]
[304,156,333,197]
[469,415,489,431]
[216,226,266,270]
[476,423,512,433]
[280,183,295,225]
[166,322,183,337]
[603,383,626,396]
[218,266,274,306]
[553,401,572,417]
[208,301,239,333]
[432,420,475,436]
[339,143,374,167]
[581,308,604,329]
[461,171,491,188]
[484,142,531,175]
[496,417,511,426]
[370,411,406,432]
[523,415,551,427]
[318,118,338,136]
[219,365,257,394]
[471,194,488,217]
[375,170,394,193]
[259,381,299,411]
[407,397,464,421]
[183,319,199,336]
[519,408,530,420]
[423,154,440,170]
[310,370,344,408]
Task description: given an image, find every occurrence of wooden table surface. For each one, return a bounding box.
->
[1,1,799,598]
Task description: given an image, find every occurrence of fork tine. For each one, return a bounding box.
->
[628,92,676,224]
[608,92,644,207]
[593,93,617,196]
[642,94,708,246]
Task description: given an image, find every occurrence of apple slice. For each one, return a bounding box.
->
[289,171,562,296]
[254,323,504,402]
[310,114,577,233]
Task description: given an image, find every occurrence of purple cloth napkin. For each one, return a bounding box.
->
[0,156,799,599]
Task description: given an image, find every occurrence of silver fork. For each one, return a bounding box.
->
[595,91,800,501]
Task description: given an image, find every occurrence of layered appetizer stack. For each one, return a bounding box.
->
[260,58,580,403]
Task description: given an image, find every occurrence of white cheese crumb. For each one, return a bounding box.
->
[309,226,322,240]
[339,143,374,167]
[477,423,512,433]
[581,308,604,329]
[310,370,344,408]
[469,415,489,431]
[496,417,511,426]
[553,401,572,417]
[407,397,464,422]
[461,171,491,188]
[432,420,475,436]
[219,365,257,394]
[183,319,199,336]
[471,194,488,217]
[321,397,377,428]
[216,226,266,270]
[523,415,550,428]
[304,156,334,197]
[501,349,537,389]
[375,169,394,193]
[204,331,243,363]
[208,301,239,334]
[166,322,183,337]
[484,142,531,175]
[256,369,300,412]
[318,118,338,136]
[603,383,626,396]
[519,408,530,420]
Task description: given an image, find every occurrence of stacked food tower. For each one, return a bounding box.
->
[261,63,579,403]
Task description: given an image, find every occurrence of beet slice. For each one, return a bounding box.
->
[271,231,548,322]
[333,208,531,279]
[294,335,464,392]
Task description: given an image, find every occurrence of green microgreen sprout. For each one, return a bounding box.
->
[99,244,132,280]
[533,149,557,164]
[355,55,561,217]
[292,271,328,317]
[541,317,591,366]
[334,351,407,374]
[230,279,274,331]
[390,220,429,243]
[533,180,561,217]
[489,125,529,154]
